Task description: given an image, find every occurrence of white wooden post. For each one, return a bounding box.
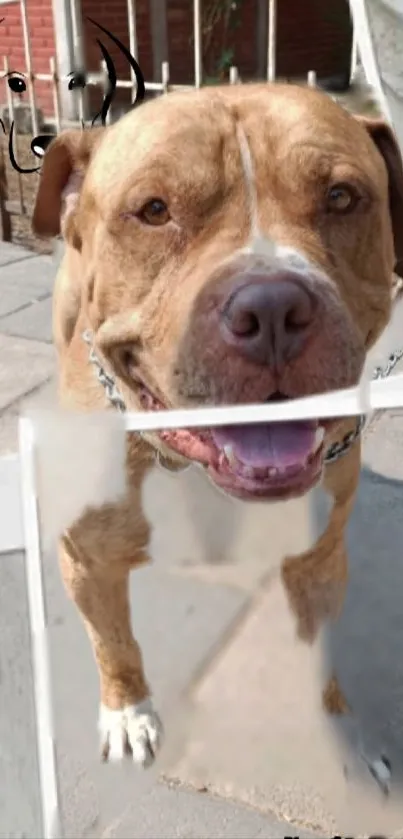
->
[19,0,39,135]
[267,0,277,82]
[0,429,61,839]
[229,65,239,84]
[126,0,138,105]
[307,70,317,88]
[193,0,202,88]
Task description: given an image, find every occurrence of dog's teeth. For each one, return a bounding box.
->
[223,444,237,466]
[242,466,255,479]
[268,467,278,476]
[313,426,325,453]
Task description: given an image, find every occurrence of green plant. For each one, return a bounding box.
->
[191,0,244,83]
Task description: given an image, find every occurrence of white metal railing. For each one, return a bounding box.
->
[267,0,277,82]
[0,0,360,220]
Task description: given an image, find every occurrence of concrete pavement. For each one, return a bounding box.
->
[2,240,403,837]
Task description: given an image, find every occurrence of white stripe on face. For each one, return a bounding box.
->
[235,125,324,276]
[236,124,260,242]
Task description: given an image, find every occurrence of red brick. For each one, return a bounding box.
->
[6,25,23,37]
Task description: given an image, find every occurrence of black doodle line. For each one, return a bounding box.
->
[87,17,145,116]
[1,17,146,173]
[0,18,5,134]
[8,120,41,173]
[92,36,117,127]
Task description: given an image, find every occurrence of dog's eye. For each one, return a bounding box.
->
[138,199,170,226]
[326,183,358,214]
[6,72,26,94]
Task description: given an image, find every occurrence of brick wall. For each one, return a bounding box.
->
[0,0,56,119]
[277,0,353,80]
[0,0,352,121]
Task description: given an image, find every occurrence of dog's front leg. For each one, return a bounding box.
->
[59,492,162,767]
[281,433,361,645]
[281,435,391,792]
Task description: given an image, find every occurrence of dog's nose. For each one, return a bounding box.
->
[220,276,317,367]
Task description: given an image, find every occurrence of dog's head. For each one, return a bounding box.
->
[33,83,403,501]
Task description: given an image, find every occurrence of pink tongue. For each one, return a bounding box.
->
[211,421,317,469]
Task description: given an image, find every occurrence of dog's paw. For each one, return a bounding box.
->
[99,698,163,767]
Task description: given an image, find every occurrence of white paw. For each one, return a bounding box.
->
[99,699,163,767]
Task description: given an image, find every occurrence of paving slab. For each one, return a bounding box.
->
[0,334,55,412]
[328,411,403,767]
[0,241,36,267]
[101,779,316,839]
[166,575,340,835]
[0,254,56,318]
[0,549,43,839]
[0,296,53,342]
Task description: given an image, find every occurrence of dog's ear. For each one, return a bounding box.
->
[32,127,105,248]
[357,117,403,275]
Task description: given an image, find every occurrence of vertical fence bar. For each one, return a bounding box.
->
[20,0,39,136]
[267,0,277,82]
[229,65,239,84]
[193,0,202,88]
[69,0,87,124]
[50,57,62,135]
[150,0,168,84]
[4,56,24,215]
[307,70,317,87]
[0,139,12,242]
[350,21,359,82]
[99,60,113,124]
[161,61,170,94]
[126,0,138,105]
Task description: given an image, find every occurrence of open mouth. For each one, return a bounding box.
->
[139,386,327,500]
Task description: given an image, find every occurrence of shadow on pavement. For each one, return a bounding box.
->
[324,463,403,782]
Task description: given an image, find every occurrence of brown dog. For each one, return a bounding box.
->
[32,83,403,776]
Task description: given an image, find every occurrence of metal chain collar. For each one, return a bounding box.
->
[83,329,126,412]
[82,329,403,466]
